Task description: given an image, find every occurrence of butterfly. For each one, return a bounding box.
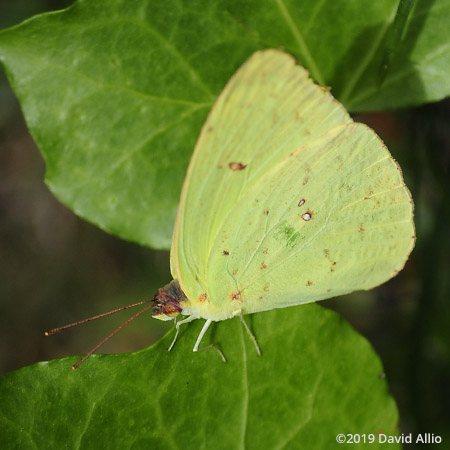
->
[47,49,415,368]
[151,49,415,355]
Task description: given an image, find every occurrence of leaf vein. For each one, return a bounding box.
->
[105,103,210,178]
[240,321,249,450]
[276,370,324,449]
[275,0,325,84]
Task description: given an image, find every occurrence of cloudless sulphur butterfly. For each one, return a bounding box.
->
[47,49,415,367]
[152,49,415,354]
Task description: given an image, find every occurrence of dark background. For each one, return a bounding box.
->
[1,1,449,446]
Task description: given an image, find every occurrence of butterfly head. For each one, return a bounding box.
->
[152,279,187,321]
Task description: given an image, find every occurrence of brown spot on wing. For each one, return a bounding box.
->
[307,280,313,286]
[263,284,269,291]
[364,188,375,199]
[229,291,242,301]
[261,261,267,269]
[229,162,247,171]
[197,293,208,303]
[222,250,229,255]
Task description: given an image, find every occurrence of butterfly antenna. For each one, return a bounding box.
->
[71,303,153,370]
[45,300,153,336]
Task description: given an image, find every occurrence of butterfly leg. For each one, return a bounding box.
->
[168,315,197,352]
[193,318,212,352]
[193,319,227,362]
[196,345,227,363]
[240,313,262,356]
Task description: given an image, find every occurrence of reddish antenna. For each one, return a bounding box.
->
[45,299,153,370]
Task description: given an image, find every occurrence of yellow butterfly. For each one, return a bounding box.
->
[152,49,415,354]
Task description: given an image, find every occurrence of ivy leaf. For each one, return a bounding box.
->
[0,0,447,249]
[0,305,400,449]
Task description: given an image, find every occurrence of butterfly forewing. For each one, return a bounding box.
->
[171,50,351,306]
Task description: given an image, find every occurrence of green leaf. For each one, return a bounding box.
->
[0,305,400,449]
[0,0,448,249]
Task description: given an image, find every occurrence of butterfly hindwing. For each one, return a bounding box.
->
[205,123,413,317]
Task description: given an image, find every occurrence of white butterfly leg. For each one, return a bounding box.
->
[168,315,197,352]
[193,319,227,362]
[193,318,212,352]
